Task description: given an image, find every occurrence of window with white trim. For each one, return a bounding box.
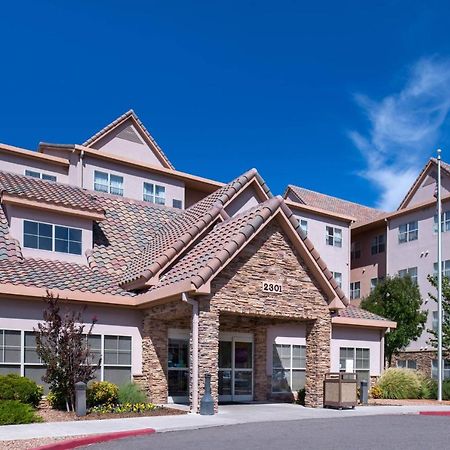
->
[25,170,57,182]
[23,220,82,255]
[326,226,342,247]
[432,359,450,380]
[299,219,308,236]
[143,182,165,205]
[434,260,450,279]
[0,330,21,375]
[339,347,370,382]
[94,171,124,196]
[332,272,342,289]
[397,359,417,370]
[398,267,418,285]
[172,199,183,209]
[434,211,450,233]
[272,344,306,393]
[371,234,385,255]
[398,221,418,243]
[370,277,384,292]
[351,241,361,260]
[350,281,361,300]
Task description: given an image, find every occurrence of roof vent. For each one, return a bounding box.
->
[117,125,144,145]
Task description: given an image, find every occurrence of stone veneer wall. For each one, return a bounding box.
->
[393,351,435,377]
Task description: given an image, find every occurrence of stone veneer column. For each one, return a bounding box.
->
[305,316,331,407]
[254,324,268,401]
[142,316,169,404]
[196,298,219,412]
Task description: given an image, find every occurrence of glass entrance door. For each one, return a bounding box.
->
[218,335,253,402]
[168,337,189,403]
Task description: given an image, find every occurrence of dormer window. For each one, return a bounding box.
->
[94,171,124,196]
[23,220,82,255]
[25,170,57,182]
[143,182,165,205]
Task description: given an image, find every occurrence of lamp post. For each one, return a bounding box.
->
[437,149,443,402]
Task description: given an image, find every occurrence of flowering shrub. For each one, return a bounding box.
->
[369,384,383,399]
[89,402,160,414]
[87,381,119,407]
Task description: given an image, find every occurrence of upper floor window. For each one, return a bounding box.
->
[434,211,450,233]
[143,182,165,205]
[172,199,183,209]
[326,226,342,247]
[299,219,308,236]
[332,272,342,289]
[398,267,418,285]
[94,171,124,196]
[398,221,418,244]
[23,220,82,255]
[350,281,360,300]
[371,234,385,255]
[434,260,450,279]
[25,170,56,182]
[351,241,361,260]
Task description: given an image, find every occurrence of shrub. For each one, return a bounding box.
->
[118,382,147,405]
[0,400,43,425]
[296,388,306,406]
[87,381,119,407]
[428,379,450,400]
[369,384,383,399]
[89,402,159,414]
[0,374,43,407]
[377,368,426,399]
[46,390,67,410]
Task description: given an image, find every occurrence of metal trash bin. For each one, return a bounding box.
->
[359,380,369,405]
[323,372,357,409]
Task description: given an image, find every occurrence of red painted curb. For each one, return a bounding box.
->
[32,428,156,450]
[419,411,450,416]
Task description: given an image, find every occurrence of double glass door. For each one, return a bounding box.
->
[218,335,253,402]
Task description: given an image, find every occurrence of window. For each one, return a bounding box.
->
[434,260,450,279]
[143,182,165,205]
[351,241,361,260]
[371,234,385,255]
[370,277,384,292]
[432,310,448,333]
[25,170,57,182]
[23,221,82,255]
[339,347,370,382]
[326,226,342,247]
[272,344,306,393]
[350,281,361,300]
[434,211,450,233]
[299,219,308,236]
[172,199,183,209]
[0,330,132,388]
[432,359,450,380]
[398,221,418,243]
[398,267,418,285]
[94,171,123,196]
[333,272,342,289]
[397,360,417,370]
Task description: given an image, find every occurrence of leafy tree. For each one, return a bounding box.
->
[427,275,450,358]
[34,291,101,411]
[360,276,427,366]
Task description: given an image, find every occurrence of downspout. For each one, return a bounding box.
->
[182,292,199,413]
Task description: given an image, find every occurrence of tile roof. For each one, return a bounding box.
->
[156,197,282,290]
[0,206,22,262]
[0,171,103,214]
[337,305,389,321]
[82,109,174,170]
[286,185,386,223]
[120,168,272,287]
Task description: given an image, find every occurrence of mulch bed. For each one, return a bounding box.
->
[368,398,450,406]
[37,405,187,422]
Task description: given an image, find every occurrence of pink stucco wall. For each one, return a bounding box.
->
[225,185,261,217]
[406,170,450,208]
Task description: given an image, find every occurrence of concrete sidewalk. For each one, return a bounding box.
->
[2,403,450,441]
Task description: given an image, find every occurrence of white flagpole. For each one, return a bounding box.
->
[437,148,443,402]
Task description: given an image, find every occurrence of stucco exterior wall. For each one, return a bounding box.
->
[5,204,93,265]
[82,155,185,208]
[225,185,261,217]
[0,297,144,376]
[290,206,350,297]
[387,201,450,350]
[406,171,450,207]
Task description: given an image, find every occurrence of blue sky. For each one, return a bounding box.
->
[1,1,450,210]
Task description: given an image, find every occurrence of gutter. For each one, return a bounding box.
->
[182,292,199,413]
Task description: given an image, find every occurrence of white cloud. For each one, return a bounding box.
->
[350,58,450,210]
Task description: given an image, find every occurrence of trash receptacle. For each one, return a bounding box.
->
[323,372,357,409]
[359,380,368,405]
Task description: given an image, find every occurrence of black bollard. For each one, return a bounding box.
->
[199,373,214,415]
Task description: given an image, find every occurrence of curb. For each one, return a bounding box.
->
[419,411,450,416]
[33,428,156,450]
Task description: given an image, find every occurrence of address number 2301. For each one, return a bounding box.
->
[262,281,282,293]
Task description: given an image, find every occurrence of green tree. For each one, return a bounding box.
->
[427,274,450,358]
[360,276,427,366]
[34,291,101,411]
